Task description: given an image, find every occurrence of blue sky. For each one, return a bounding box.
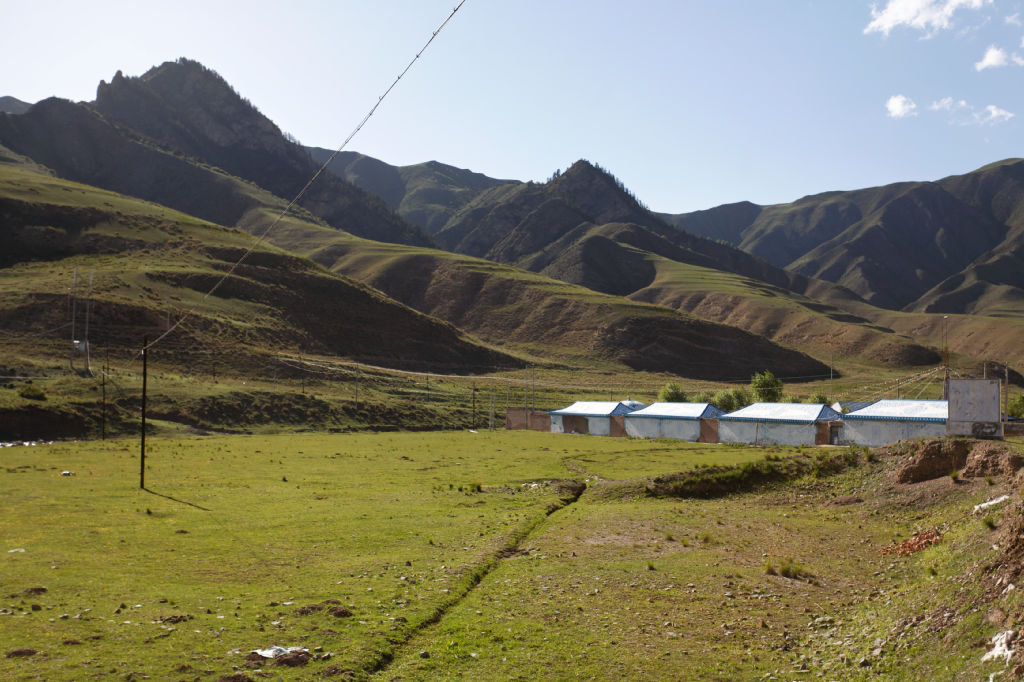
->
[3,0,1022,213]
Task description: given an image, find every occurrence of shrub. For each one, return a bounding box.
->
[1008,393,1024,419]
[713,387,751,412]
[18,384,46,401]
[658,382,688,403]
[983,516,997,530]
[750,370,783,402]
[692,391,716,405]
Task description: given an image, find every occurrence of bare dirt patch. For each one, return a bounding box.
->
[962,441,1024,479]
[890,439,972,484]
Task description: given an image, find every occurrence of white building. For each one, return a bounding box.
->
[624,402,724,441]
[549,400,645,437]
[718,403,842,446]
[841,399,948,447]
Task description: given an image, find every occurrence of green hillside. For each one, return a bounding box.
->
[664,158,1024,315]
[0,164,515,375]
[239,215,832,380]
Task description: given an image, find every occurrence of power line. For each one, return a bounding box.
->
[121,0,469,368]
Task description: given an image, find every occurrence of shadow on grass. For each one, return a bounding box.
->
[143,487,211,511]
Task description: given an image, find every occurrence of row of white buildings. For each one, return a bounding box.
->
[545,399,949,447]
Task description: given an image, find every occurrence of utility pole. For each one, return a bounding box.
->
[530,365,535,410]
[100,350,107,440]
[140,336,148,490]
[489,385,495,431]
[1006,364,1010,426]
[355,367,360,410]
[942,315,950,399]
[829,338,834,404]
[69,268,78,371]
[472,382,477,428]
[83,270,94,375]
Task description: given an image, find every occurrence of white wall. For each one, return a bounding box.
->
[660,419,702,441]
[625,417,660,438]
[624,417,701,441]
[550,414,564,434]
[947,379,1002,438]
[719,421,816,446]
[587,416,611,437]
[840,420,947,447]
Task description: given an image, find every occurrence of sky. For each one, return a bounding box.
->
[2,0,1023,213]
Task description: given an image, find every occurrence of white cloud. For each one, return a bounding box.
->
[976,104,1015,124]
[886,94,919,118]
[975,45,1009,69]
[929,96,1014,125]
[1014,53,1024,66]
[1007,13,1022,26]
[929,96,969,111]
[865,0,991,36]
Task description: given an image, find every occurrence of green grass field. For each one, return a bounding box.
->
[3,431,1021,680]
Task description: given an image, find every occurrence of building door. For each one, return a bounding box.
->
[563,415,589,434]
[699,418,719,443]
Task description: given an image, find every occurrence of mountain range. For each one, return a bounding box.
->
[3,57,1021,381]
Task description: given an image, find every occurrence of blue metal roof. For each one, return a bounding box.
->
[624,402,724,420]
[844,399,947,423]
[549,401,646,417]
[719,402,842,424]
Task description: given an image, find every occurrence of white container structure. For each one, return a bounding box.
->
[841,399,948,447]
[549,400,645,437]
[624,402,724,441]
[718,403,842,446]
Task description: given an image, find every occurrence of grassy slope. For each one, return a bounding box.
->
[630,253,943,368]
[264,222,833,380]
[0,164,518,380]
[382,441,1024,681]
[3,433,1020,680]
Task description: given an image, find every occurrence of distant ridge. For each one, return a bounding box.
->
[308,148,516,235]
[0,96,32,115]
[91,59,431,247]
[662,158,1024,314]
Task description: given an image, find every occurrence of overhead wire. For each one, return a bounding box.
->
[119,0,469,369]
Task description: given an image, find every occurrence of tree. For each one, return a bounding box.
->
[1008,393,1024,419]
[750,370,784,403]
[658,381,688,402]
[692,391,715,405]
[729,387,751,410]
[810,391,829,405]
[712,390,736,412]
[713,387,751,413]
